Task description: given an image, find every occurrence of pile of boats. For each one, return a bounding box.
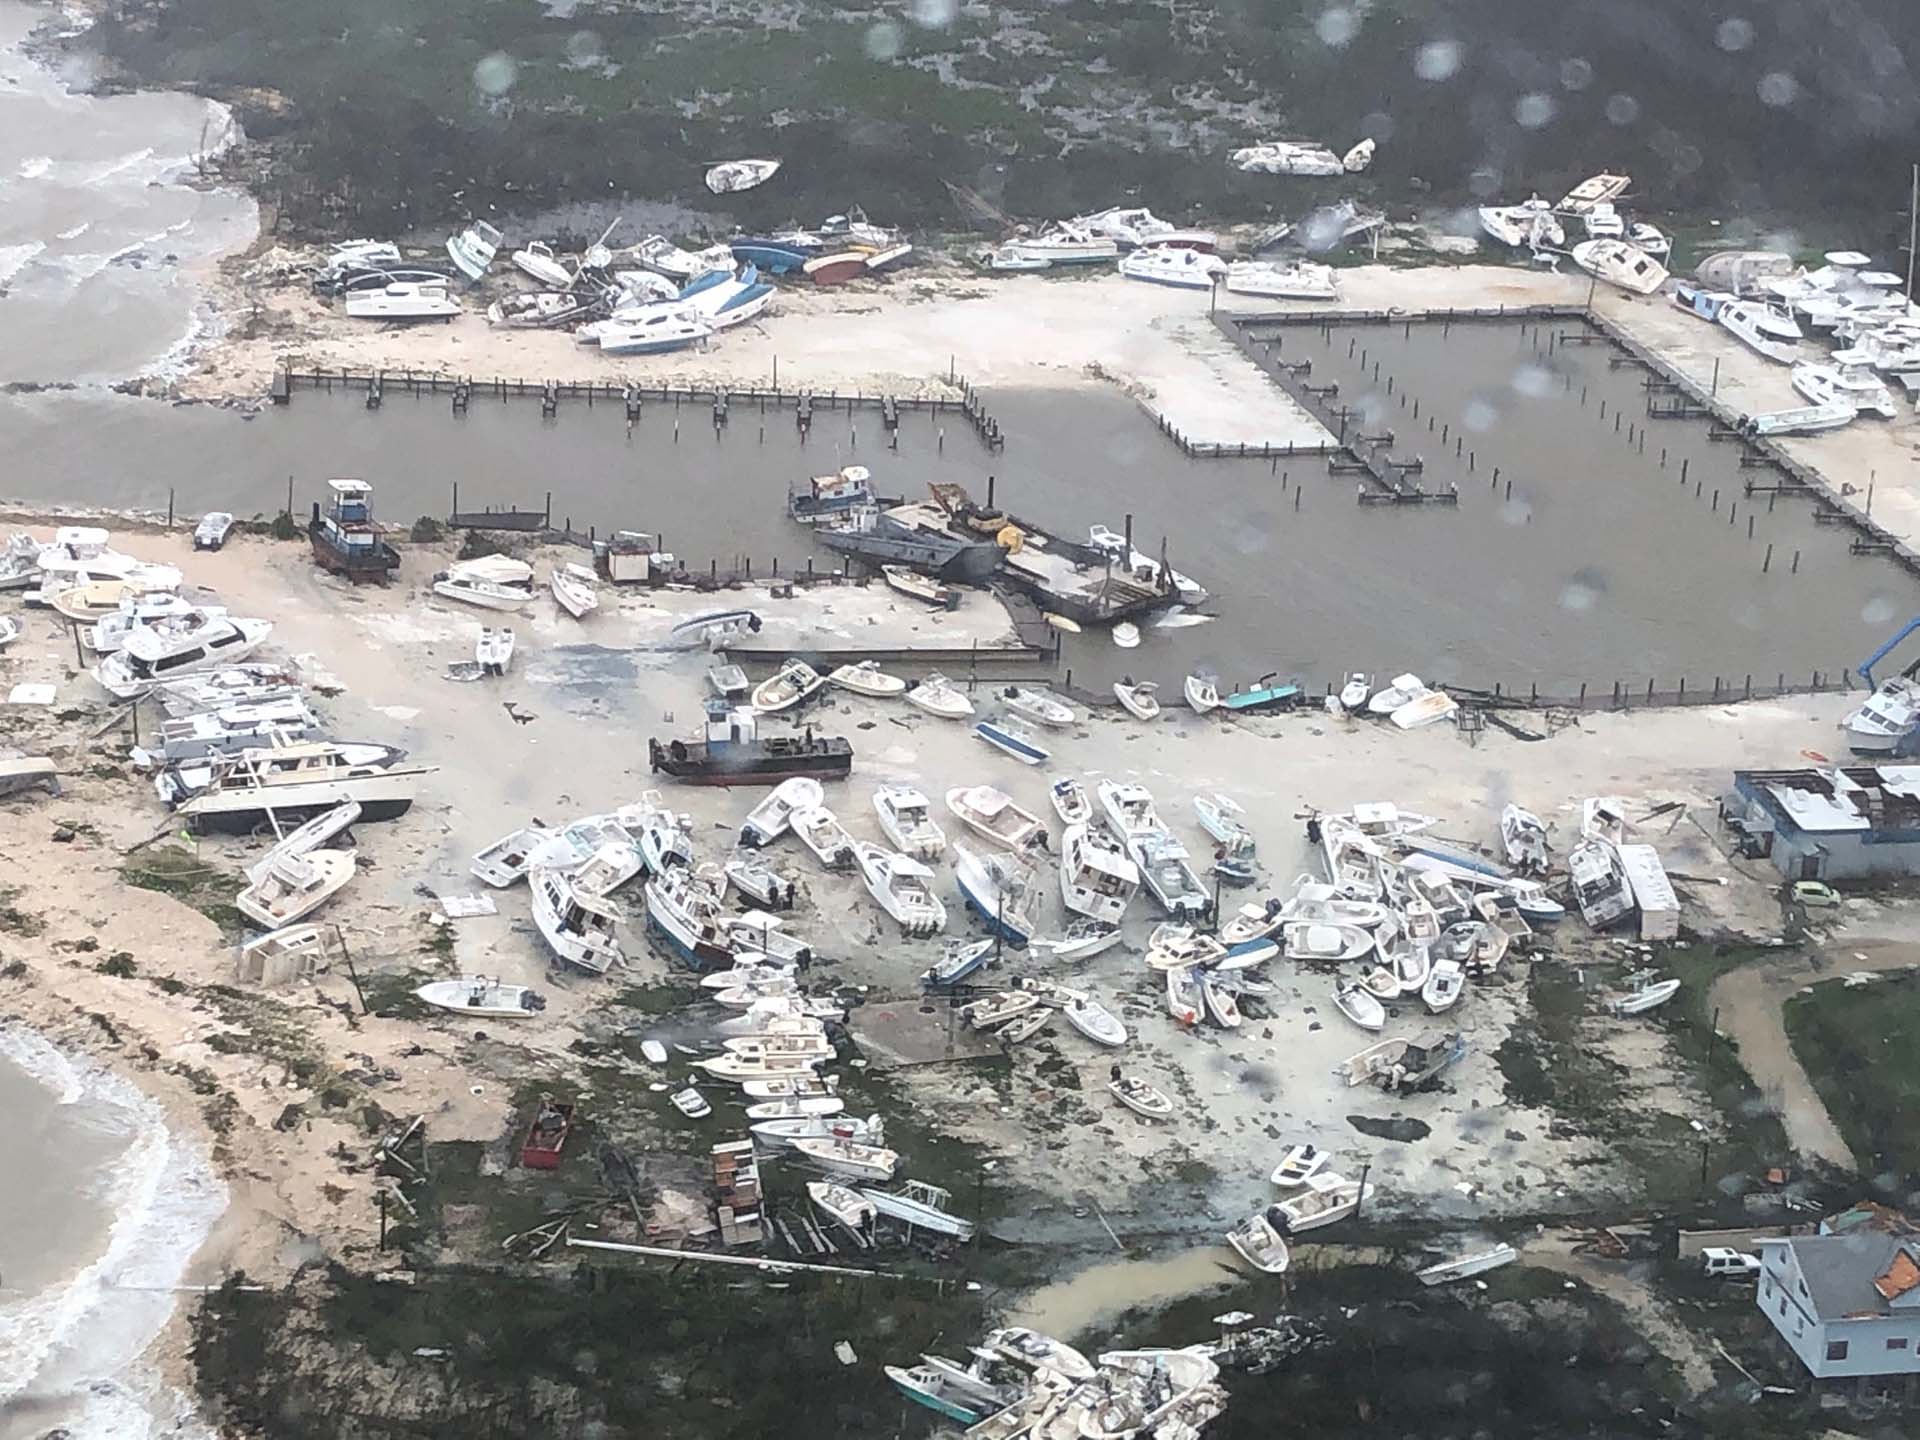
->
[1478,173,1670,268]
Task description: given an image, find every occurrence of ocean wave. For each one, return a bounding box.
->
[0,1024,227,1439]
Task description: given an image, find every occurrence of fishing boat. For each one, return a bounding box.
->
[965,989,1040,1029]
[828,661,905,698]
[1224,673,1301,712]
[740,775,824,846]
[666,609,762,650]
[1166,965,1204,1025]
[474,626,514,676]
[1109,1072,1174,1119]
[1185,673,1222,713]
[946,785,1048,849]
[1417,1243,1519,1287]
[1049,776,1092,825]
[1792,360,1899,419]
[750,659,827,713]
[745,1096,844,1119]
[1097,779,1163,840]
[1118,246,1226,290]
[924,937,994,987]
[872,784,946,858]
[1045,919,1124,961]
[791,805,857,869]
[93,616,273,701]
[1270,1143,1330,1188]
[1097,675,1161,728]
[344,279,461,321]
[445,220,503,279]
[1059,823,1139,923]
[1612,976,1681,1015]
[854,841,946,936]
[1360,964,1402,1001]
[884,1365,997,1426]
[697,1050,824,1082]
[1332,979,1385,1031]
[520,1096,573,1170]
[880,565,957,607]
[739,1073,838,1100]
[788,466,875,524]
[807,1179,879,1236]
[307,479,400,584]
[1570,239,1669,296]
[1421,957,1466,1012]
[1128,830,1210,919]
[530,866,624,973]
[906,673,975,719]
[413,976,545,1020]
[236,849,355,930]
[1001,687,1076,729]
[975,720,1050,765]
[1062,994,1127,1046]
[631,806,693,876]
[952,842,1041,947]
[1569,840,1634,929]
[1225,1209,1291,1274]
[1275,1171,1373,1231]
[706,663,749,700]
[1194,793,1255,850]
[996,1007,1052,1045]
[862,1181,976,1241]
[791,1136,899,1180]
[1719,299,1802,363]
[550,568,597,619]
[722,856,798,910]
[1223,260,1338,300]
[706,157,781,193]
[649,702,852,786]
[1200,971,1243,1028]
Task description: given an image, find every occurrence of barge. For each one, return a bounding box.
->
[648,701,853,786]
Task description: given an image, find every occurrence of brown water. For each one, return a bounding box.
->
[3,339,1913,696]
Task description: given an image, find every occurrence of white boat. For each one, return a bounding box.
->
[1270,1143,1330,1188]
[242,800,362,886]
[1332,979,1385,1031]
[707,663,749,700]
[1336,673,1371,711]
[1185,673,1222,713]
[445,220,503,279]
[236,849,355,930]
[94,617,272,701]
[166,742,429,832]
[1044,919,1124,961]
[1386,937,1431,992]
[1792,361,1898,419]
[872,784,945,859]
[995,1007,1051,1045]
[791,805,857,869]
[1366,672,1424,715]
[529,866,624,974]
[1225,1209,1291,1274]
[414,977,546,1019]
[879,565,955,607]
[862,1181,977,1241]
[1146,923,1226,972]
[1071,205,1216,249]
[964,990,1039,1030]
[807,1179,877,1233]
[700,961,793,992]
[996,226,1119,266]
[1390,688,1459,730]
[1558,172,1632,213]
[1629,222,1671,258]
[1166,965,1204,1025]
[90,596,226,652]
[790,1136,898,1181]
[953,841,1041,947]
[1417,1243,1518,1286]
[1569,840,1634,930]
[1061,995,1127,1046]
[475,627,515,675]
[1109,1073,1173,1119]
[722,856,797,909]
[1059,823,1139,924]
[907,672,975,719]
[1194,793,1254,850]
[1360,964,1402,1001]
[1200,971,1243,1028]
[1570,239,1669,296]
[1582,201,1625,240]
[670,1088,712,1119]
[751,659,826,713]
[1096,779,1163,841]
[945,785,1047,850]
[697,1051,824,1082]
[1500,804,1551,873]
[745,1097,845,1119]
[595,307,712,356]
[1745,403,1854,437]
[1231,140,1344,176]
[1612,976,1681,1015]
[192,512,234,551]
[1049,776,1093,825]
[1421,957,1466,1012]
[1113,679,1160,721]
[1275,1171,1373,1231]
[1843,677,1920,754]
[510,240,574,288]
[1118,246,1226,290]
[432,573,531,612]
[1478,196,1563,249]
[343,278,461,321]
[666,608,761,650]
[1000,687,1075,729]
[739,776,823,846]
[1112,622,1141,649]
[1128,830,1210,918]
[828,661,905,698]
[1282,920,1374,963]
[626,234,734,281]
[0,616,20,648]
[1719,299,1802,363]
[924,937,994,987]
[738,1074,837,1100]
[853,841,946,936]
[1223,260,1337,300]
[550,569,598,618]
[706,157,781,194]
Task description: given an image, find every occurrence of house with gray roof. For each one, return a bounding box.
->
[1757,1232,1920,1380]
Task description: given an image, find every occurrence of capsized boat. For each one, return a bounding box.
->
[853,841,946,936]
[475,626,514,675]
[872,783,946,859]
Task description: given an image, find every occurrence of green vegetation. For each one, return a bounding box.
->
[122,846,248,933]
[1786,970,1920,1184]
[95,952,138,978]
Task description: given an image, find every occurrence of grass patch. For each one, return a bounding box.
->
[604,981,702,1014]
[0,886,46,936]
[1785,970,1920,1186]
[358,968,431,1020]
[122,845,248,933]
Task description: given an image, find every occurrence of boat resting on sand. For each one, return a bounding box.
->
[946,785,1048,850]
[741,775,823,847]
[1049,776,1093,825]
[1270,1143,1330,1188]
[1226,1209,1291,1273]
[828,661,905,698]
[471,826,552,887]
[1114,678,1161,720]
[751,659,827,713]
[906,672,974,719]
[1417,1242,1518,1286]
[1332,979,1385,1031]
[975,720,1049,765]
[854,841,947,936]
[1109,1073,1174,1118]
[872,783,946,858]
[1185,674,1222,713]
[415,977,547,1018]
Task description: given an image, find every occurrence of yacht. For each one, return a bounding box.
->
[1059,822,1140,924]
[1843,677,1920,755]
[167,741,434,833]
[1478,196,1563,249]
[1718,299,1801,363]
[93,616,273,700]
[1223,260,1338,300]
[1792,361,1899,419]
[592,306,712,355]
[1117,247,1226,290]
[343,279,461,321]
[995,227,1119,267]
[1570,239,1668,296]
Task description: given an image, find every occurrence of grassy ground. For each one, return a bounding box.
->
[1784,971,1920,1186]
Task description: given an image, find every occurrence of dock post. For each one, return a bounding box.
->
[285,474,294,519]
[166,487,174,528]
[1763,544,1773,572]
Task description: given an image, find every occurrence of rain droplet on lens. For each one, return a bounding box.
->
[1463,398,1499,432]
[564,31,604,67]
[1757,71,1799,107]
[1559,567,1608,613]
[1559,58,1593,92]
[473,52,518,96]
[910,0,957,28]
[1513,92,1556,130]
[1315,6,1359,49]
[1499,497,1533,526]
[1415,40,1462,83]
[1605,93,1641,126]
[1716,17,1755,52]
[1511,363,1553,398]
[866,21,903,61]
[1863,595,1897,625]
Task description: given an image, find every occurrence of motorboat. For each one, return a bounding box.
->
[1194,793,1255,852]
[741,775,824,846]
[1366,672,1424,715]
[487,289,595,329]
[994,226,1120,266]
[1417,1243,1519,1287]
[1165,965,1204,1025]
[1568,840,1634,929]
[1223,673,1301,712]
[1581,201,1625,240]
[975,720,1050,765]
[1282,920,1374,963]
[1422,957,1466,1012]
[93,617,273,700]
[549,567,598,619]
[1225,1208,1291,1273]
[1185,673,1223,713]
[828,661,905,698]
[1097,779,1164,841]
[722,856,797,909]
[1793,361,1898,419]
[432,572,532,613]
[1049,776,1093,825]
[1200,971,1243,1028]
[791,805,857,869]
[510,240,574,288]
[1719,299,1802,363]
[1118,246,1225,290]
[1230,140,1344,176]
[1128,829,1210,918]
[1499,804,1551,874]
[1612,976,1682,1015]
[1147,923,1228,972]
[1674,282,1732,321]
[1557,172,1631,213]
[854,841,946,936]
[953,842,1041,947]
[906,672,975,719]
[750,659,826,713]
[192,512,233,552]
[1109,1072,1173,1119]
[1390,687,1459,731]
[1581,797,1631,845]
[745,1096,844,1119]
[1360,963,1403,1001]
[1045,918,1124,962]
[1001,686,1076,729]
[1337,673,1371,711]
[1275,1171,1373,1231]
[529,866,624,974]
[165,741,428,832]
[1061,994,1127,1046]
[872,784,946,858]
[1071,206,1216,250]
[677,265,775,330]
[1086,525,1209,605]
[924,937,994,987]
[1271,1143,1331,1188]
[706,157,781,193]
[475,627,514,675]
[788,465,875,524]
[445,220,503,279]
[1478,197,1563,249]
[236,849,355,930]
[880,565,957,607]
[1059,823,1139,924]
[697,1051,824,1082]
[1224,259,1338,300]
[594,306,711,355]
[1332,980,1385,1031]
[343,276,463,321]
[995,1004,1052,1047]
[1629,222,1671,258]
[669,1088,712,1119]
[945,785,1048,849]
[645,867,749,970]
[414,977,546,1019]
[1569,239,1669,296]
[802,251,869,286]
[965,990,1040,1030]
[707,663,749,700]
[666,608,761,650]
[1843,676,1920,754]
[1113,678,1161,721]
[88,594,222,652]
[983,245,1054,272]
[625,234,735,280]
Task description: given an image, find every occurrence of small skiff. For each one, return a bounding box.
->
[790,1136,899,1181]
[475,627,515,676]
[1044,920,1123,962]
[976,721,1050,765]
[1367,672,1424,715]
[881,565,957,607]
[1360,965,1402,1000]
[1185,674,1223,713]
[1109,1074,1173,1119]
[1113,679,1161,721]
[829,661,907,698]
[1049,776,1093,825]
[1199,971,1243,1028]
[1270,1143,1330,1188]
[1417,1243,1518,1287]
[414,977,546,1018]
[1002,686,1076,729]
[1166,965,1204,1025]
[750,658,826,713]
[996,1008,1052,1045]
[1338,673,1370,711]
[964,990,1039,1029]
[872,783,947,859]
[1225,1209,1291,1274]
[808,1180,878,1233]
[670,1088,712,1119]
[1062,995,1127,1046]
[1422,957,1466,1012]
[907,672,975,719]
[550,569,597,619]
[707,663,750,699]
[1282,920,1375,964]
[1333,979,1386,1031]
[924,937,994,987]
[1611,977,1681,1015]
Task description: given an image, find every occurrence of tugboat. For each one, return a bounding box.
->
[649,700,853,786]
[308,478,401,584]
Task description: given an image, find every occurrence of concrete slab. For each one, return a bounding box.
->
[850,995,1006,1069]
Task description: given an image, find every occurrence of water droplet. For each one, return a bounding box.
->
[1499,497,1533,526]
[866,21,903,61]
[1359,110,1395,144]
[1513,92,1556,130]
[1863,595,1897,625]
[1559,568,1608,613]
[564,31,604,68]
[1605,93,1640,126]
[1511,363,1553,399]
[1757,71,1799,107]
[1463,398,1499,432]
[910,0,957,28]
[1415,40,1462,83]
[1315,6,1359,49]
[473,52,518,97]
[1715,17,1755,52]
[1559,58,1593,92]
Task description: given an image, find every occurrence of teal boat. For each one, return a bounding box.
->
[1224,672,1302,711]
[884,1364,991,1424]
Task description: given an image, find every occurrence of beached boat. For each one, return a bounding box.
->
[432,570,531,613]
[1112,678,1161,722]
[1417,1243,1519,1287]
[907,672,975,719]
[884,1365,997,1426]
[1045,918,1124,961]
[953,842,1041,947]
[1478,196,1563,249]
[790,1136,898,1180]
[550,568,597,619]
[1119,246,1226,290]
[995,1007,1052,1045]
[1275,1171,1373,1231]
[475,626,514,676]
[1147,923,1227,971]
[645,868,747,970]
[924,937,994,987]
[965,989,1040,1029]
[1365,673,1423,716]
[1720,299,1802,363]
[705,663,749,701]
[1224,673,1301,712]
[1049,776,1093,825]
[1421,957,1466,1012]
[507,240,575,288]
[802,251,869,286]
[872,784,946,858]
[1001,687,1076,730]
[788,465,875,524]
[306,478,400,585]
[1128,830,1210,919]
[236,849,355,930]
[1059,823,1139,924]
[722,856,798,910]
[1360,964,1402,1001]
[1224,260,1338,300]
[649,703,852,787]
[854,841,946,936]
[1165,965,1204,1025]
[738,1073,838,1100]
[946,785,1048,850]
[1108,1071,1173,1119]
[697,1050,824,1082]
[996,226,1120,267]
[1061,994,1127,1046]
[1332,979,1385,1031]
[666,609,761,650]
[414,977,547,1019]
[807,1179,878,1235]
[1843,676,1920,754]
[530,866,624,973]
[344,278,461,321]
[1612,976,1681,1015]
[706,157,781,193]
[880,564,957,607]
[1194,793,1255,851]
[1793,360,1899,419]
[1570,238,1669,296]
[93,616,272,701]
[668,1088,711,1119]
[750,659,827,713]
[520,1096,573,1169]
[975,719,1050,765]
[592,306,712,355]
[740,775,823,847]
[1500,804,1551,874]
[1185,673,1222,713]
[192,511,234,552]
[791,805,857,869]
[1200,971,1243,1029]
[1569,840,1634,929]
[1226,1209,1292,1274]
[445,220,503,279]
[1270,1143,1331,1188]
[828,661,905,698]
[167,743,432,832]
[745,1096,845,1119]
[1231,139,1345,176]
[1391,687,1459,731]
[1096,779,1162,840]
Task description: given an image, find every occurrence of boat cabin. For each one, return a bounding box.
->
[309,478,401,584]
[789,466,876,523]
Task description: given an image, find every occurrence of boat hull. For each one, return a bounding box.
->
[649,736,853,785]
